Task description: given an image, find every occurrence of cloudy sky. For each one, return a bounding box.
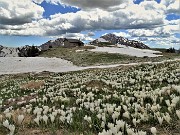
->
[0,0,179,48]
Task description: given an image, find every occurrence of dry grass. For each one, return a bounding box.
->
[18,129,54,135]
[3,94,37,110]
[20,80,44,90]
[82,46,96,50]
[18,128,88,135]
[9,110,32,127]
[86,80,110,90]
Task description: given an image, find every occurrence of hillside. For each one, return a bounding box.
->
[90,33,149,49]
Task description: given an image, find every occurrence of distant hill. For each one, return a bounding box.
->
[89,33,149,49]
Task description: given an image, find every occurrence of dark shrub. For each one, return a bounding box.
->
[166,47,175,53]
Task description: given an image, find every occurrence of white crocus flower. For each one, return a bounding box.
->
[97,114,101,119]
[116,131,123,135]
[107,122,114,129]
[126,127,134,135]
[157,116,163,125]
[3,119,9,128]
[132,118,138,127]
[0,114,3,122]
[123,111,130,119]
[5,113,12,119]
[116,120,125,130]
[34,116,40,126]
[8,124,15,135]
[163,113,171,123]
[50,114,55,123]
[150,127,157,135]
[101,121,105,128]
[17,115,24,125]
[165,100,170,107]
[107,107,114,114]
[84,115,91,123]
[176,110,180,119]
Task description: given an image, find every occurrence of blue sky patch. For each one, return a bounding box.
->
[166,14,180,21]
[40,1,80,18]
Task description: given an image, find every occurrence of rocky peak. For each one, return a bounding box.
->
[40,38,65,50]
[90,33,150,49]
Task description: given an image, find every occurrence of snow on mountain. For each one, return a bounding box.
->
[0,46,19,57]
[97,38,109,43]
[90,45,162,57]
[90,33,149,49]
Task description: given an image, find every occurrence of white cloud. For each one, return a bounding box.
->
[161,0,180,14]
[140,0,166,14]
[0,1,166,37]
[113,32,130,38]
[0,0,44,25]
[49,33,93,41]
[129,27,171,37]
[167,0,180,14]
[128,19,179,37]
[132,36,180,49]
[36,3,165,36]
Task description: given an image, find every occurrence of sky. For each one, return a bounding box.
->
[0,0,179,49]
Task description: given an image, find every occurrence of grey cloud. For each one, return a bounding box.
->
[54,0,131,10]
[87,32,95,36]
[0,16,32,25]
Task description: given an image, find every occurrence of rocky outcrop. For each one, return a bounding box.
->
[90,33,150,49]
[40,38,64,51]
[0,46,19,57]
[0,45,41,57]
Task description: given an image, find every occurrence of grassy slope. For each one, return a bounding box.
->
[39,46,180,66]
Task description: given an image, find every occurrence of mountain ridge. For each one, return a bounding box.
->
[90,33,150,49]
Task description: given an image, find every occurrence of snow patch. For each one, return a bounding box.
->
[90,45,162,57]
[0,57,179,75]
[97,38,109,42]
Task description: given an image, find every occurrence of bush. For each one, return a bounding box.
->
[18,46,40,57]
[166,47,175,53]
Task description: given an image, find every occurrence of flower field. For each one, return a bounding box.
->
[0,60,180,135]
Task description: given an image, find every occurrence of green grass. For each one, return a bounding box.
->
[39,46,180,66]
[39,46,136,66]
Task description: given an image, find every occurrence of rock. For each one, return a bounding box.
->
[89,33,150,49]
[40,38,64,51]
[0,46,19,57]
